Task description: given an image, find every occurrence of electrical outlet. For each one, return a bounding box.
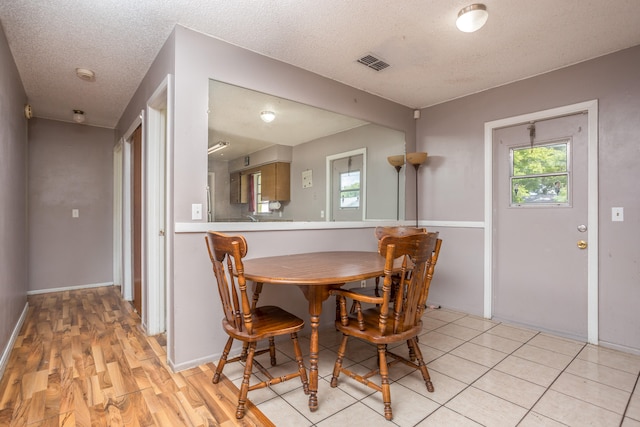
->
[360,280,367,288]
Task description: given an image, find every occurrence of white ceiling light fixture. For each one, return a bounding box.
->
[208,140,229,155]
[260,110,276,123]
[456,4,488,33]
[75,68,96,82]
[73,109,85,123]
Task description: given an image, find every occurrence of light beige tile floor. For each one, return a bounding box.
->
[223,308,640,426]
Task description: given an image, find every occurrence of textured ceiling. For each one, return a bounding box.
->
[1,0,640,128]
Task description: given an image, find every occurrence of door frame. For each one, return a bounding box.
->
[114,74,173,338]
[325,148,367,221]
[113,141,124,292]
[119,114,143,304]
[145,74,172,336]
[484,100,599,344]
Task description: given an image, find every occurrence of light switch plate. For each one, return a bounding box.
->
[192,203,202,220]
[72,209,79,218]
[612,207,624,222]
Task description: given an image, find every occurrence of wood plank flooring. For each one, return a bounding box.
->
[0,286,274,426]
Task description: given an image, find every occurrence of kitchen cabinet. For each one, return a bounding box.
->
[229,162,290,204]
[260,162,290,201]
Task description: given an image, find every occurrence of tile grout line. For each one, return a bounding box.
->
[261,310,640,426]
[421,313,599,426]
[619,368,640,427]
[513,338,587,426]
[422,316,538,423]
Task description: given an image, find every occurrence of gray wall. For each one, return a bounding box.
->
[0,21,28,368]
[419,45,640,352]
[170,26,416,225]
[290,123,406,221]
[211,121,406,222]
[116,30,176,136]
[134,26,415,369]
[28,119,115,291]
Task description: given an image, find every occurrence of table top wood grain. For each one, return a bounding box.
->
[243,251,385,285]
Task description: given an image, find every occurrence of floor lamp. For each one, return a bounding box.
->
[406,152,428,227]
[387,155,405,220]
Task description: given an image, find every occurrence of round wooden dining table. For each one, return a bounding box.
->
[242,251,387,413]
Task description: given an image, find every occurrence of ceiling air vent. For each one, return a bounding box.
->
[357,54,390,71]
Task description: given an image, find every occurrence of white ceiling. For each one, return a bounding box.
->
[1,1,640,128]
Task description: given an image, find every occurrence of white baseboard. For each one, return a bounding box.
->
[167,339,288,373]
[0,302,29,380]
[168,353,218,373]
[27,282,114,295]
[598,340,640,356]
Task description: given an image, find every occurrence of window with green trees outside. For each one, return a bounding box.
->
[510,141,570,206]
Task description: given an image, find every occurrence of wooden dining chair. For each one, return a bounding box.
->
[330,232,439,421]
[205,231,309,419]
[369,226,427,297]
[339,226,426,316]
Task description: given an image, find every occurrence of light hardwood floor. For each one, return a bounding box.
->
[0,286,274,426]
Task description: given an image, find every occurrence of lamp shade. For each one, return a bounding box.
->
[387,155,405,168]
[406,152,428,166]
[456,4,488,33]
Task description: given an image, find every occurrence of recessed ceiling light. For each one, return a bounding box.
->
[75,68,96,82]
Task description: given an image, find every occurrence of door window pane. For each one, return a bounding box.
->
[340,170,360,208]
[510,141,569,206]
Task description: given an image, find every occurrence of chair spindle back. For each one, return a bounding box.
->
[205,231,253,334]
[377,232,439,335]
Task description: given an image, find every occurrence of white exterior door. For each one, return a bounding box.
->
[493,113,589,340]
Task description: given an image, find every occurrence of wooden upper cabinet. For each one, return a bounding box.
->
[260,162,290,201]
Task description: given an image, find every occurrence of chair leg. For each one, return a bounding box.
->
[378,344,393,421]
[213,337,234,384]
[236,342,256,419]
[291,333,310,394]
[330,334,349,387]
[268,337,277,366]
[240,342,249,362]
[407,340,416,362]
[409,337,434,392]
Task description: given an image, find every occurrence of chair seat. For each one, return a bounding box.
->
[334,308,422,344]
[223,305,305,341]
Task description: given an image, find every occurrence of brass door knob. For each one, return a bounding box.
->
[577,240,588,249]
